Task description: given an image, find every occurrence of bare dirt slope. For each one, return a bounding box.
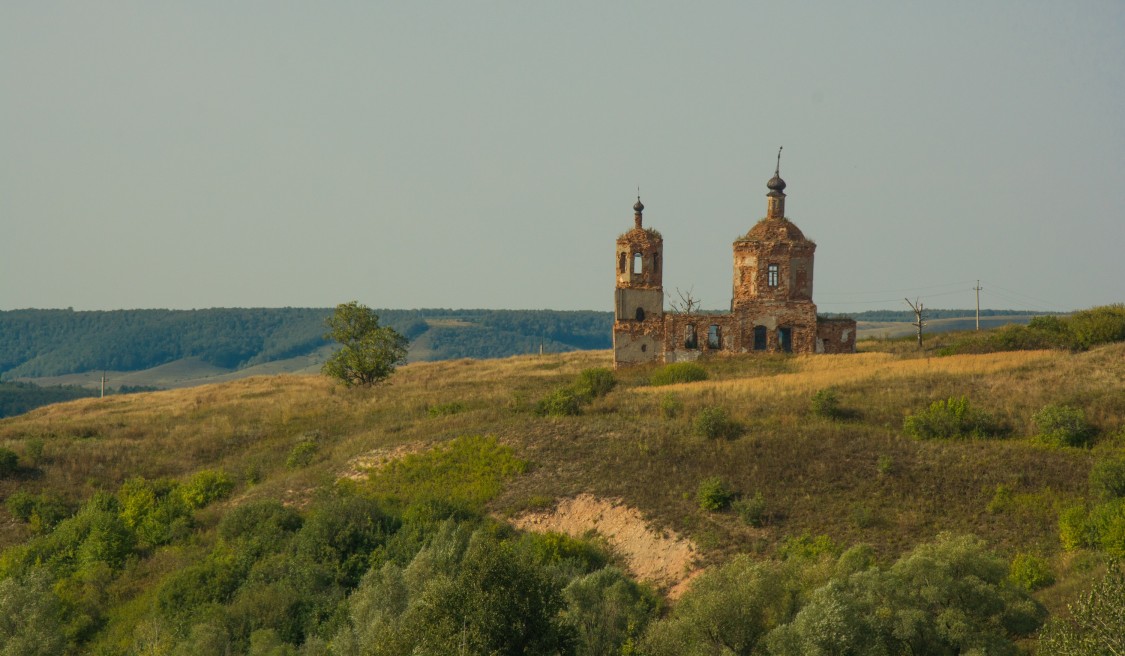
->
[511,494,700,597]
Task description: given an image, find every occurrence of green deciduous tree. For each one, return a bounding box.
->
[1037,561,1125,655]
[322,301,409,387]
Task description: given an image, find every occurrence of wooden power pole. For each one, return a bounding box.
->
[905,298,926,348]
[974,280,983,331]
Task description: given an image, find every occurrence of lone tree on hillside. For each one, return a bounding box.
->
[322,301,409,387]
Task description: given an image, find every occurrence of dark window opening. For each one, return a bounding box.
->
[685,324,698,349]
[653,252,660,273]
[641,343,647,352]
[635,307,645,321]
[619,252,627,274]
[778,327,792,353]
[708,325,721,349]
[767,264,779,287]
[753,326,767,351]
[633,252,643,274]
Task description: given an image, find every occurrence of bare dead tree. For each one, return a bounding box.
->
[667,287,701,314]
[905,297,926,348]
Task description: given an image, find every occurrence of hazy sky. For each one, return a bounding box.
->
[3,2,1123,313]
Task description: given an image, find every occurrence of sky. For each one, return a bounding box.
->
[2,2,1123,314]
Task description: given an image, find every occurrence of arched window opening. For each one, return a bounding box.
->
[619,252,627,274]
[633,252,643,274]
[708,325,721,349]
[685,324,698,349]
[635,307,645,321]
[767,263,780,288]
[653,252,660,273]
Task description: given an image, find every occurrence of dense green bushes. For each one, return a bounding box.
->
[696,476,734,511]
[1037,562,1125,655]
[643,534,1042,656]
[1091,455,1125,500]
[1032,404,1094,447]
[0,447,18,476]
[938,304,1125,355]
[903,396,999,439]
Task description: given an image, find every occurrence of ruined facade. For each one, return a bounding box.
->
[613,162,856,368]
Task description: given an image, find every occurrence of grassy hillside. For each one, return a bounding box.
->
[1,314,1123,652]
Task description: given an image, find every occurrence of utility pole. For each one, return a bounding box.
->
[974,280,983,331]
[905,298,925,348]
[100,372,106,398]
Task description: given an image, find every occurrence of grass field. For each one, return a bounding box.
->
[2,338,1122,622]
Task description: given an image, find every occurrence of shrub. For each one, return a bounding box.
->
[286,440,319,469]
[427,401,465,417]
[987,484,1013,514]
[876,455,894,476]
[1091,455,1125,500]
[693,406,741,440]
[0,447,18,476]
[536,387,584,417]
[574,368,616,399]
[1037,562,1125,655]
[650,362,708,386]
[659,394,683,419]
[1009,553,1055,591]
[1067,303,1125,349]
[1032,404,1094,447]
[903,396,997,440]
[179,470,234,509]
[734,492,768,527]
[697,477,734,512]
[4,492,74,533]
[25,438,44,466]
[778,533,840,561]
[810,388,841,419]
[1059,500,1125,556]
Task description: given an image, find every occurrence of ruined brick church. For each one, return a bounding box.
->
[613,155,857,368]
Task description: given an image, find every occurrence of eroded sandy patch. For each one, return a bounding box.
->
[510,494,700,598]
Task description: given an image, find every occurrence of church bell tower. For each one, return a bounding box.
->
[613,197,665,368]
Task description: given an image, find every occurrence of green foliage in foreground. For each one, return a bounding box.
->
[643,534,1043,656]
[903,396,1000,440]
[0,429,1059,656]
[1037,561,1125,655]
[650,362,708,386]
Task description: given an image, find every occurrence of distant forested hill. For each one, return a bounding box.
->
[823,308,1054,322]
[0,308,613,380]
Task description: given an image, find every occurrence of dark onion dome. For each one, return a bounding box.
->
[634,196,644,213]
[767,173,786,193]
